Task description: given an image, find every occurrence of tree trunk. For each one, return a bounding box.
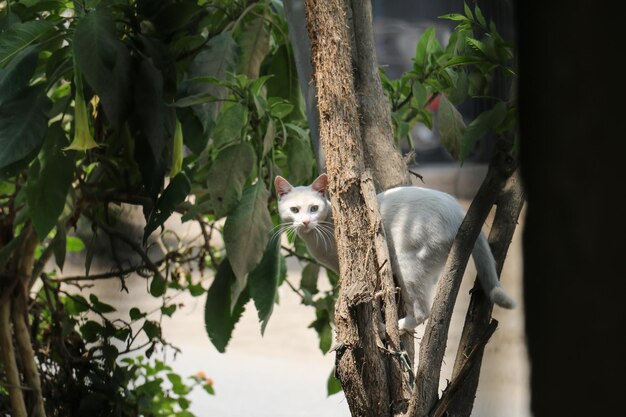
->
[304,0,408,415]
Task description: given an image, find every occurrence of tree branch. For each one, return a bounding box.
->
[409,139,517,417]
[445,173,525,417]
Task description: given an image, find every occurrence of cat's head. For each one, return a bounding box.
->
[274,174,331,235]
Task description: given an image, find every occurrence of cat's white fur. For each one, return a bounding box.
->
[274,174,515,332]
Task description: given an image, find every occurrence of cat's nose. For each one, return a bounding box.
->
[302,220,310,226]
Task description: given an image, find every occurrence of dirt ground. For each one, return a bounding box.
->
[86,164,531,417]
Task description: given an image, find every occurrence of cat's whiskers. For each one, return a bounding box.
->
[270,222,298,244]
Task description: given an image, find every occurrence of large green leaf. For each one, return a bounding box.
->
[204,259,250,352]
[0,44,38,105]
[437,94,466,160]
[460,101,507,163]
[414,27,440,74]
[26,124,75,239]
[131,57,171,162]
[187,32,238,128]
[223,181,273,305]
[266,44,301,111]
[237,13,270,80]
[248,238,282,334]
[0,20,53,68]
[211,103,248,148]
[205,142,256,218]
[144,172,192,242]
[286,135,313,184]
[73,9,131,131]
[0,85,52,170]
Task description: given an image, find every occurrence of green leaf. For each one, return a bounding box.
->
[0,85,51,170]
[444,55,486,68]
[269,101,294,119]
[73,9,131,131]
[412,80,428,107]
[166,372,190,395]
[0,44,38,105]
[212,103,248,148]
[327,369,342,396]
[474,5,487,28]
[460,101,507,163]
[52,226,67,270]
[161,304,177,317]
[205,142,256,218]
[144,172,191,242]
[129,307,146,321]
[223,181,273,305]
[414,27,436,72]
[262,118,276,157]
[26,124,75,239]
[64,295,90,315]
[150,273,167,297]
[130,57,172,165]
[248,238,281,335]
[286,136,313,184]
[438,13,469,21]
[142,320,161,340]
[80,320,104,343]
[301,263,320,295]
[89,294,116,314]
[437,94,466,160]
[66,236,85,252]
[204,259,250,352]
[187,32,238,127]
[265,43,302,113]
[169,119,184,177]
[309,312,333,353]
[237,13,270,79]
[0,20,53,68]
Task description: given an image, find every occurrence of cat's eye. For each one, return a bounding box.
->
[310,205,319,213]
[290,207,299,214]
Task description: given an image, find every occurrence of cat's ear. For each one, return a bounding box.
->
[311,174,328,195]
[274,176,293,198]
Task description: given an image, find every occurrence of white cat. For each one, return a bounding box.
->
[274,174,515,332]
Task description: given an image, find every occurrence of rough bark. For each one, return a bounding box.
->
[304,0,398,415]
[445,174,526,417]
[409,140,517,417]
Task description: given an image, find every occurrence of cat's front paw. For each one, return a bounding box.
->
[398,316,418,333]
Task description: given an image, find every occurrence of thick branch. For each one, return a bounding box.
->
[446,174,525,417]
[409,142,517,417]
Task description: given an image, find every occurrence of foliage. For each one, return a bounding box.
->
[0,0,316,414]
[381,2,517,163]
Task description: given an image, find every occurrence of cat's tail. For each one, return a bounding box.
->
[473,232,516,309]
